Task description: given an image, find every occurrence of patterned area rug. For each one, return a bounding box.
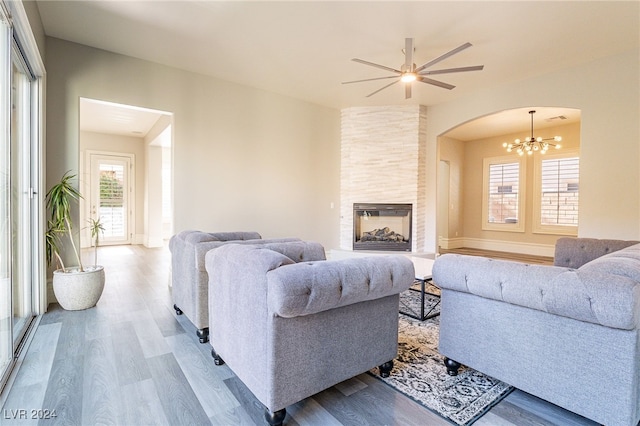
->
[371,296,513,426]
[399,282,441,319]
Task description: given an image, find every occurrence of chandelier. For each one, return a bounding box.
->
[503,110,562,156]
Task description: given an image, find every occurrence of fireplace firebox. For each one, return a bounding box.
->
[353,203,412,251]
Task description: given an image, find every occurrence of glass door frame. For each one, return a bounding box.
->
[0,0,46,398]
[86,152,134,246]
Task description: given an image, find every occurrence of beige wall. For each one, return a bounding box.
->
[45,37,341,252]
[438,136,465,244]
[426,49,640,252]
[440,122,580,254]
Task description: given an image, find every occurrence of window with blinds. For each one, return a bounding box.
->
[99,164,125,238]
[539,156,579,227]
[482,155,525,232]
[488,162,520,223]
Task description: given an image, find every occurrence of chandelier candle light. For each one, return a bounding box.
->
[503,110,562,156]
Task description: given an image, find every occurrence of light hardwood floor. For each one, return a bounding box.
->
[1,244,598,425]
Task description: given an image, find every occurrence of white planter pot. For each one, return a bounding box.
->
[53,266,105,311]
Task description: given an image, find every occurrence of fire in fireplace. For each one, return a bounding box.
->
[353,203,412,251]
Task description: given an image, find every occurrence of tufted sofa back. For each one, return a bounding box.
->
[267,255,414,318]
[554,237,638,269]
[434,240,640,330]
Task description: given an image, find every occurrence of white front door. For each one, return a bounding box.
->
[90,154,132,245]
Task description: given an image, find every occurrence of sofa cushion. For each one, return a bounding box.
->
[267,255,415,318]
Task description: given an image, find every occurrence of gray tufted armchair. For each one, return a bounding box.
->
[205,242,415,426]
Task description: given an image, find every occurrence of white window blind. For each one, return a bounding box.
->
[540,157,579,226]
[488,162,520,224]
[99,164,125,238]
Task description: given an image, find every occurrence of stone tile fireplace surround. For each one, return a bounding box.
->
[340,105,427,253]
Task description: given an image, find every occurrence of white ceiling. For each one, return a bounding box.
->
[80,98,170,137]
[39,1,637,140]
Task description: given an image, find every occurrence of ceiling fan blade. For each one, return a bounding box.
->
[342,75,399,85]
[404,38,414,72]
[352,58,402,74]
[405,82,412,99]
[417,76,455,90]
[415,42,473,73]
[366,80,399,97]
[420,65,484,75]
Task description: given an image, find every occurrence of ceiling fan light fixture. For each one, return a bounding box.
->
[401,72,417,83]
[344,39,483,99]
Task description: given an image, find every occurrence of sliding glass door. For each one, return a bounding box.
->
[10,42,35,349]
[0,7,13,388]
[0,2,41,391]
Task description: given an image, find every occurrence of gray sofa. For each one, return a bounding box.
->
[169,230,299,342]
[432,237,640,426]
[205,242,415,426]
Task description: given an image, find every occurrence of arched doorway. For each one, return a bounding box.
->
[436,107,581,256]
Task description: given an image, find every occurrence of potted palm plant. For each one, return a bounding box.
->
[45,171,105,310]
[88,217,105,267]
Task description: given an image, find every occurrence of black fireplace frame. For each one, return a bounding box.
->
[353,203,412,251]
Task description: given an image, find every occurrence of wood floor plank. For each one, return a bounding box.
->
[288,397,343,426]
[129,309,172,359]
[109,321,152,386]
[165,333,240,418]
[1,383,44,426]
[314,373,449,426]
[51,313,86,360]
[333,377,367,397]
[38,354,84,425]
[501,390,598,426]
[81,337,120,425]
[119,378,170,426]
[81,305,114,341]
[146,353,210,425]
[208,405,256,426]
[483,399,558,426]
[151,304,187,338]
[9,323,61,389]
[34,314,87,425]
[223,375,279,426]
[474,410,519,426]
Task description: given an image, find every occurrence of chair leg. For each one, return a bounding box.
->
[264,408,286,426]
[197,327,209,343]
[379,360,394,378]
[211,348,225,366]
[173,304,183,315]
[444,357,461,376]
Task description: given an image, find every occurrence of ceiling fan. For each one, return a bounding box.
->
[343,38,484,99]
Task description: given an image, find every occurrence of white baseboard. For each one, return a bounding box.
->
[145,237,164,248]
[438,237,465,250]
[439,237,554,257]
